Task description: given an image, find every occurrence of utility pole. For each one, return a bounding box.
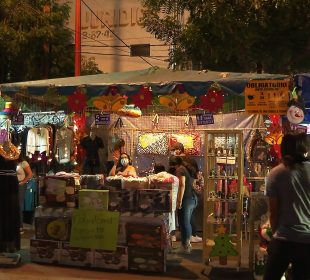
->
[43,1,51,79]
[75,0,81,76]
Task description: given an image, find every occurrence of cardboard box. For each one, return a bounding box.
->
[59,242,93,267]
[34,206,74,218]
[93,246,128,270]
[30,238,60,264]
[108,190,136,212]
[35,216,71,241]
[126,223,165,249]
[137,189,172,213]
[80,174,104,190]
[43,176,77,208]
[78,189,109,210]
[128,247,166,273]
[105,176,122,189]
[122,177,149,190]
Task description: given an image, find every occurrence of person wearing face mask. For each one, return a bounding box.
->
[109,152,137,177]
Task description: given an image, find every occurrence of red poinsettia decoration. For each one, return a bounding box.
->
[131,86,152,109]
[200,87,224,113]
[68,90,87,112]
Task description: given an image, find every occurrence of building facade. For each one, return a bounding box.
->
[61,0,170,73]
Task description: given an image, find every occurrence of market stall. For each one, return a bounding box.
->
[1,67,302,276]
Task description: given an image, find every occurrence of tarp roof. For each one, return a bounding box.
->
[1,67,288,97]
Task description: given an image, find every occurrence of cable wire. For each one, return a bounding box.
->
[81,0,155,68]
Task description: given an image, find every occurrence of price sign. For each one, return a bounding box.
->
[95,113,110,125]
[196,113,214,125]
[12,114,24,125]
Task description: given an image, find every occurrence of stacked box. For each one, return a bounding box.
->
[59,242,93,267]
[122,177,149,190]
[35,216,71,241]
[105,176,122,189]
[137,189,172,213]
[34,206,74,218]
[93,246,128,270]
[126,223,165,249]
[30,238,60,264]
[108,190,136,212]
[80,174,104,190]
[78,189,109,210]
[128,247,166,273]
[41,176,78,208]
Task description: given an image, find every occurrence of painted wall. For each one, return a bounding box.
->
[59,0,170,73]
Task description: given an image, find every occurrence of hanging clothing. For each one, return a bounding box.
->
[26,127,50,156]
[0,156,20,253]
[54,127,74,164]
[24,178,37,212]
[80,135,104,175]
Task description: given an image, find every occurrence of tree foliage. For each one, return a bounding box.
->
[81,56,103,75]
[141,0,310,73]
[0,0,74,83]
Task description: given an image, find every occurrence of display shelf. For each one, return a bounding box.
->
[203,130,244,270]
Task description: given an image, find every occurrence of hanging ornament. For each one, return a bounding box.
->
[131,86,153,109]
[117,104,142,118]
[286,87,305,124]
[92,85,127,112]
[68,89,87,113]
[159,84,195,111]
[200,83,224,113]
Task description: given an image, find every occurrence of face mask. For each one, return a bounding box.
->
[121,158,129,166]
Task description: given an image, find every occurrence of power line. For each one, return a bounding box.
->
[81,0,155,68]
[65,26,130,55]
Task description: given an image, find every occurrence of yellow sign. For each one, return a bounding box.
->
[245,80,289,114]
[70,209,119,250]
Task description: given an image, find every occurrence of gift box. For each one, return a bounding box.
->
[30,238,60,264]
[42,176,77,208]
[80,174,104,190]
[122,177,149,190]
[126,223,165,249]
[105,176,122,189]
[78,189,109,210]
[35,216,71,241]
[128,247,166,273]
[34,206,74,218]
[108,190,136,212]
[137,189,172,213]
[93,246,128,270]
[59,242,93,267]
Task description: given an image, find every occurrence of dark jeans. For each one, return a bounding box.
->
[264,239,310,280]
[178,195,198,246]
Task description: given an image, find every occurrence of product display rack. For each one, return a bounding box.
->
[202,130,244,274]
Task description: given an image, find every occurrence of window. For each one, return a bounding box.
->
[130,44,150,57]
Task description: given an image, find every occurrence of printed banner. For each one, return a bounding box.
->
[245,80,289,114]
[70,209,120,250]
